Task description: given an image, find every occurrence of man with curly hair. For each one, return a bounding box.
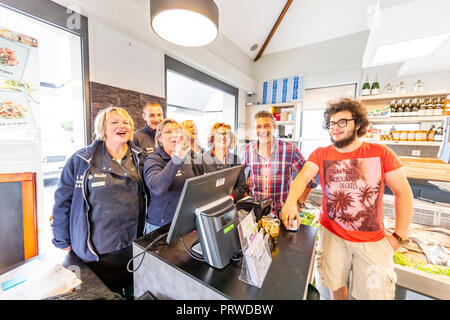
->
[281,98,413,300]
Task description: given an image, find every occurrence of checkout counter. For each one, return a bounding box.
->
[132,223,317,300]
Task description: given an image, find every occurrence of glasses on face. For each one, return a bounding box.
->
[324,118,356,130]
[214,131,230,138]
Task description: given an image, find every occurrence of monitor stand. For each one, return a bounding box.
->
[192,242,203,256]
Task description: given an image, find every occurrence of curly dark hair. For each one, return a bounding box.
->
[323,98,369,137]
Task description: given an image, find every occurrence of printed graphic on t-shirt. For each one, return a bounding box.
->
[323,157,382,232]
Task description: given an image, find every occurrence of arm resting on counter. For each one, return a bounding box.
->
[384,167,414,240]
[281,161,319,229]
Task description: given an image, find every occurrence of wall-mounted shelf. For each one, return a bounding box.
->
[362,139,441,147]
[276,121,295,126]
[359,90,450,102]
[245,101,300,141]
[369,116,445,124]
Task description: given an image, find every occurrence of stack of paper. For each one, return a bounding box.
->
[0,259,82,300]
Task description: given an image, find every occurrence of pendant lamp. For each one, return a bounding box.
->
[150,0,219,47]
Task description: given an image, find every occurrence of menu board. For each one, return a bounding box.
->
[0,28,39,134]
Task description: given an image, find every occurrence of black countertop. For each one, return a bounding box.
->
[0,251,117,300]
[134,223,317,300]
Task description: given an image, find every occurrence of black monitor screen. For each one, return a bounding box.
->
[166,165,243,244]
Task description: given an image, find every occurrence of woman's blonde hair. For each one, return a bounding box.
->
[181,120,201,149]
[155,118,181,148]
[207,122,236,150]
[94,106,134,141]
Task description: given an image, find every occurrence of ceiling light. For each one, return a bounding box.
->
[150,0,219,47]
[371,33,450,66]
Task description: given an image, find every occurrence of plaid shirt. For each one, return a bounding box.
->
[242,139,310,211]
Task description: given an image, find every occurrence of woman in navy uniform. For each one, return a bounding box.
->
[144,119,201,233]
[202,122,247,202]
[52,107,148,296]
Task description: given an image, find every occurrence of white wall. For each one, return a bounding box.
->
[252,31,370,101]
[53,0,257,94]
[362,63,450,94]
[89,20,165,97]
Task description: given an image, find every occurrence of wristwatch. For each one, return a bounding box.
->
[297,200,306,210]
[392,232,409,246]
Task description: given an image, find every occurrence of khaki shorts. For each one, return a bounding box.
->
[315,224,397,300]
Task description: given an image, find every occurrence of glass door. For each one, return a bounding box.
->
[0,5,86,254]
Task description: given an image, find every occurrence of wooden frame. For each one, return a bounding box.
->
[0,172,38,260]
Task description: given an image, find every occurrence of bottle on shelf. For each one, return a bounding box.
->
[389,100,397,117]
[425,98,434,116]
[389,125,396,140]
[397,99,404,117]
[431,98,438,116]
[427,125,436,141]
[403,99,412,114]
[434,97,444,116]
[434,123,444,142]
[371,74,380,95]
[410,98,419,116]
[418,98,427,116]
[361,76,371,96]
[444,95,450,116]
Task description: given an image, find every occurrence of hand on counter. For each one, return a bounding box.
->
[281,200,301,230]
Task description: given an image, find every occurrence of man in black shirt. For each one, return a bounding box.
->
[133,102,164,154]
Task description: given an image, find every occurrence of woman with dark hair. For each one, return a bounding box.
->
[201,122,247,202]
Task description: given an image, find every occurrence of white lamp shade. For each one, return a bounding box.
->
[150,0,219,47]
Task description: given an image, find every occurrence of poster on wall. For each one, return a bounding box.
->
[262,75,305,105]
[0,28,39,134]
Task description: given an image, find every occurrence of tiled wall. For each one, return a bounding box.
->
[89,81,166,141]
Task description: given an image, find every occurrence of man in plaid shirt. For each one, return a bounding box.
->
[242,111,316,217]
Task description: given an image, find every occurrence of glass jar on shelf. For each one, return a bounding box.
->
[396,81,407,94]
[399,130,408,141]
[413,80,424,92]
[384,83,393,94]
[433,97,444,116]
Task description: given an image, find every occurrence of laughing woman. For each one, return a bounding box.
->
[51,106,148,296]
[143,119,202,233]
[202,122,247,202]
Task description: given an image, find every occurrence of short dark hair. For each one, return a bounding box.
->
[142,102,162,113]
[324,98,369,137]
[254,110,276,126]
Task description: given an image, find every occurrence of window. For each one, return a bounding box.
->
[0,2,89,254]
[165,56,237,149]
[300,84,357,158]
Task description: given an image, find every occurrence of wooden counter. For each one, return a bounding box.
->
[399,157,450,182]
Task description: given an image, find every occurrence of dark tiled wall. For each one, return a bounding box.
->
[89,81,166,141]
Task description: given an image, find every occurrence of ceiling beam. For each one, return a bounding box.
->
[254,0,293,62]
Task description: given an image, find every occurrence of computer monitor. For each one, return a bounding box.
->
[167,165,243,244]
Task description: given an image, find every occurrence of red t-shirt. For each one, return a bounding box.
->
[308,142,402,242]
